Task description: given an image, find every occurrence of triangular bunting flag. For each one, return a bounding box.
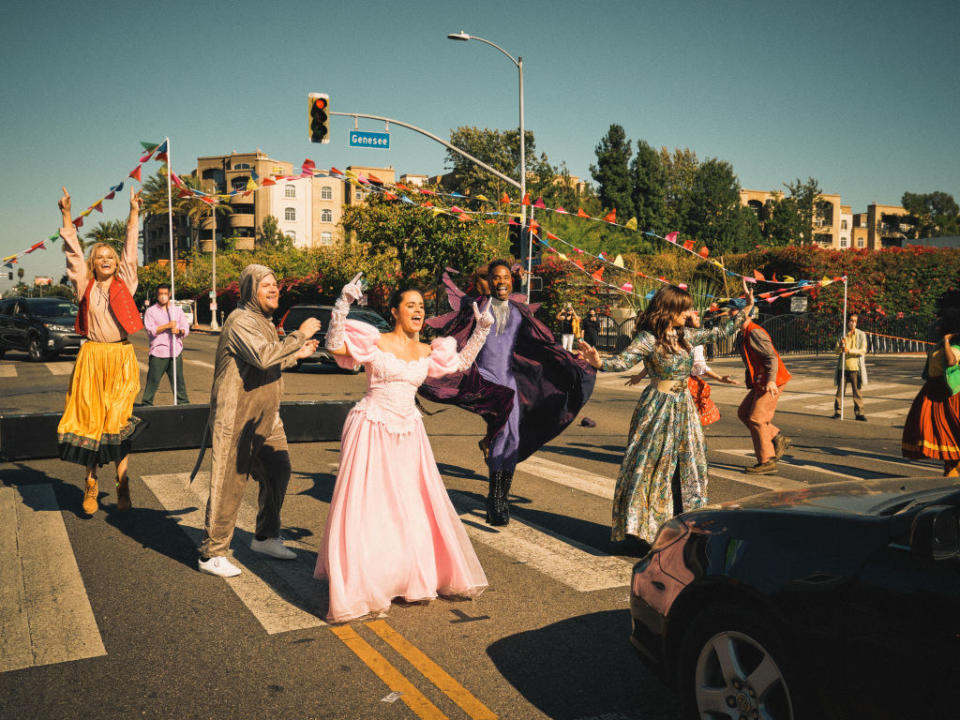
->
[500,193,510,204]
[384,192,398,201]
[129,165,142,182]
[546,231,559,241]
[178,189,193,198]
[155,140,168,154]
[613,254,625,268]
[475,194,489,203]
[577,208,590,218]
[450,206,464,214]
[25,242,45,254]
[246,178,258,191]
[625,217,638,230]
[698,246,709,258]
[591,267,604,281]
[140,141,160,152]
[73,217,84,228]
[665,231,678,243]
[521,193,531,206]
[458,213,470,221]
[330,167,343,176]
[260,178,276,186]
[574,259,584,269]
[105,191,116,200]
[683,240,695,251]
[555,205,568,214]
[93,201,103,213]
[155,152,168,163]
[753,269,765,281]
[621,282,633,292]
[603,209,616,223]
[533,197,546,209]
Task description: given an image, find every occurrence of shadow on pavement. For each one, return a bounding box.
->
[540,442,624,466]
[487,609,680,720]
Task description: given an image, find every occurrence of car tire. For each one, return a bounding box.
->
[677,605,817,720]
[27,335,47,362]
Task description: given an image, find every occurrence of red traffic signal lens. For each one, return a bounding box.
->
[314,98,327,110]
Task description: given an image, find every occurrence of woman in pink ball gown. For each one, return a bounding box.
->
[315,274,494,623]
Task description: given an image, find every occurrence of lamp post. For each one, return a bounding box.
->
[447,30,530,301]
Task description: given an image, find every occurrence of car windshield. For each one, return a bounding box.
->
[281,306,389,332]
[29,299,78,317]
[348,308,390,331]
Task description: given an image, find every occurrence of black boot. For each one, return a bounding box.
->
[486,471,511,526]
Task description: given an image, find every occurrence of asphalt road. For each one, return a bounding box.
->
[0,334,944,720]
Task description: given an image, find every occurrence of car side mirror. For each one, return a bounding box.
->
[911,505,960,560]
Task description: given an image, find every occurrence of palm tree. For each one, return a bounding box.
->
[84,219,127,255]
[141,169,232,253]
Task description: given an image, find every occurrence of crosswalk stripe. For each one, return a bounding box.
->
[0,484,106,673]
[141,473,326,634]
[869,407,909,419]
[832,446,937,472]
[714,448,862,481]
[516,455,615,499]
[449,491,632,591]
[43,362,73,376]
[709,466,807,492]
[185,359,214,369]
[0,365,16,378]
[366,620,497,720]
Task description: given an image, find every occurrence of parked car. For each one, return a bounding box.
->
[176,299,195,327]
[0,296,84,361]
[276,304,391,371]
[629,477,960,720]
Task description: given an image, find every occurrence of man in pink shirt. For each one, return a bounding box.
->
[141,283,190,405]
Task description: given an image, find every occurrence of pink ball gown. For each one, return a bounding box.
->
[315,320,488,623]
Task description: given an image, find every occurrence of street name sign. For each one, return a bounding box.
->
[349,130,390,149]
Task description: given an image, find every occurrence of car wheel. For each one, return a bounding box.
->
[28,335,46,362]
[678,606,813,720]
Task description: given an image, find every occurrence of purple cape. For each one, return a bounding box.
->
[419,298,596,463]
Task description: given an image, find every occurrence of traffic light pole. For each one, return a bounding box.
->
[329,112,521,191]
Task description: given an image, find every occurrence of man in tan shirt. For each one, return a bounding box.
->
[833,313,868,421]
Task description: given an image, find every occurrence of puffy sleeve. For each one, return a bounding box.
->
[335,319,381,370]
[426,336,459,378]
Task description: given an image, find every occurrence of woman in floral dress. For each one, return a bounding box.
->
[579,282,753,545]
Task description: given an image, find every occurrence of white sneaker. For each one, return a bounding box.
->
[250,536,296,560]
[198,556,242,577]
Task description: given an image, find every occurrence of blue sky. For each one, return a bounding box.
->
[2,0,958,284]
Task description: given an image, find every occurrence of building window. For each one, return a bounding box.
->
[321,186,333,200]
[231,176,250,192]
[285,185,296,198]
[355,190,362,201]
[288,231,296,241]
[321,209,332,223]
[841,219,848,230]
[233,162,252,170]
[858,239,865,248]
[285,207,296,221]
[840,238,848,248]
[321,232,333,244]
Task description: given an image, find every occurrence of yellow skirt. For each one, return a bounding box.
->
[57,340,141,467]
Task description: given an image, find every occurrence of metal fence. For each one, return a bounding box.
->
[594,312,935,357]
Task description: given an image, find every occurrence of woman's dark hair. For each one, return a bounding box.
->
[487,259,512,280]
[387,285,424,317]
[637,285,693,352]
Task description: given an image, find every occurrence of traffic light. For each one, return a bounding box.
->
[308,93,330,144]
[508,220,522,258]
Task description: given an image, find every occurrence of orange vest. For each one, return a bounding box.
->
[741,321,791,387]
[75,277,144,337]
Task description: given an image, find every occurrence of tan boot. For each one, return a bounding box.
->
[82,477,99,515]
[116,475,132,511]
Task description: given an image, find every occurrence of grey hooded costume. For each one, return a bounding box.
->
[196,264,307,558]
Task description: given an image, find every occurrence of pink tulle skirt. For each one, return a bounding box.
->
[315,408,488,623]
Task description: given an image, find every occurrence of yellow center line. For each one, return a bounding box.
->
[366,620,498,720]
[328,625,448,720]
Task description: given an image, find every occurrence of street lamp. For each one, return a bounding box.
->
[447,30,529,300]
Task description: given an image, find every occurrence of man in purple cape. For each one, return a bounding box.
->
[420,260,596,525]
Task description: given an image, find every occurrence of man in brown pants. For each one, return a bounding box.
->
[193,264,320,577]
[727,304,793,474]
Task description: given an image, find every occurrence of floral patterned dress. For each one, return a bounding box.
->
[602,319,741,541]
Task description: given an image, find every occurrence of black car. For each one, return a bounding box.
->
[276,304,391,371]
[0,296,84,361]
[629,477,960,720]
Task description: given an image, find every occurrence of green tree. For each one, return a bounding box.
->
[341,195,498,285]
[257,215,293,250]
[901,191,960,238]
[629,140,666,233]
[141,169,232,253]
[84,219,127,255]
[590,124,634,219]
[659,147,699,231]
[445,126,538,202]
[683,158,760,254]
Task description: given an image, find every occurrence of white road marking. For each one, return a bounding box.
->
[713,448,860,481]
[0,484,106,673]
[516,456,615,499]
[831,446,937,472]
[869,407,910,419]
[0,365,16,378]
[186,359,214,369]
[450,491,633,592]
[709,466,807,492]
[141,473,326,634]
[44,362,74,376]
